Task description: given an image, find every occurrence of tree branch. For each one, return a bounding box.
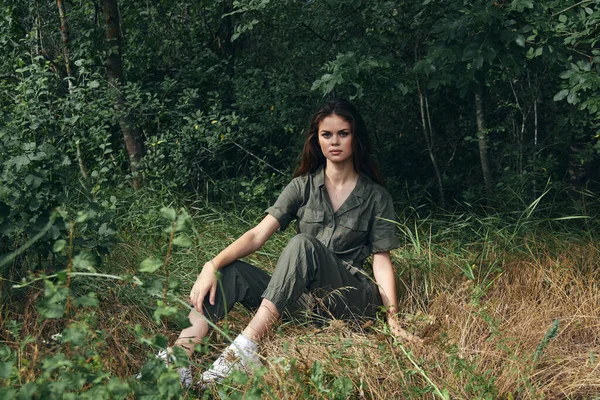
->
[551,0,593,17]
[300,22,328,42]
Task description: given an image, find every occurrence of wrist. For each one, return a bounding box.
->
[202,259,217,272]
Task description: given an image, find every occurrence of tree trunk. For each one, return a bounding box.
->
[56,0,74,91]
[417,80,446,207]
[56,0,88,180]
[102,0,144,189]
[568,142,587,189]
[475,84,493,199]
[212,0,235,108]
[34,0,43,57]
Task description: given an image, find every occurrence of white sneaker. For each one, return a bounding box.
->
[200,334,262,385]
[158,350,193,387]
[137,349,193,388]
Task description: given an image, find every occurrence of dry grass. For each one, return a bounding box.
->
[205,239,600,399]
[2,232,599,399]
[423,241,600,399]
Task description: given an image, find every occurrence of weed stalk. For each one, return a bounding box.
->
[162,217,177,333]
[64,222,75,315]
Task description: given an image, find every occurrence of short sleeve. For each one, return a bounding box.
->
[369,189,401,253]
[265,178,303,231]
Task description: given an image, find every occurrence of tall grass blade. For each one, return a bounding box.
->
[533,319,560,362]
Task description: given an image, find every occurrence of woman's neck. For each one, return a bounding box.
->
[324,161,358,187]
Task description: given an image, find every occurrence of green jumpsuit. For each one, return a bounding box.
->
[202,166,400,322]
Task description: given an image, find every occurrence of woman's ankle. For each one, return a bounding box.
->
[241,299,280,342]
[173,337,201,356]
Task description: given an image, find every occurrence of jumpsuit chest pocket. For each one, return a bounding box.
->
[298,207,325,236]
[335,215,369,249]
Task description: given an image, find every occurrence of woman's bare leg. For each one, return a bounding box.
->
[241,298,280,342]
[173,298,279,357]
[173,310,209,357]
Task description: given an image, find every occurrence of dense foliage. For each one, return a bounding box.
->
[2,1,599,253]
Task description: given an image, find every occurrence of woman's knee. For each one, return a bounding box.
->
[285,233,319,253]
[275,234,320,276]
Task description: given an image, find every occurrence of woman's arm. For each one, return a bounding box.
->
[190,215,281,312]
[372,252,422,344]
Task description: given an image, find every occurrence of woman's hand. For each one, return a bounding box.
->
[189,261,219,313]
[187,216,279,313]
[388,314,423,345]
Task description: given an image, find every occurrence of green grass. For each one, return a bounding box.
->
[1,187,599,399]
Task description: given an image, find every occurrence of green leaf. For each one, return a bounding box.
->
[175,209,191,232]
[332,376,353,397]
[56,270,68,282]
[138,356,168,382]
[553,89,569,101]
[24,174,43,189]
[73,251,96,271]
[107,377,130,398]
[36,281,68,319]
[558,14,567,23]
[172,233,192,247]
[474,54,484,69]
[0,186,9,199]
[459,263,475,280]
[139,257,163,273]
[72,292,99,308]
[53,239,67,253]
[0,388,17,400]
[62,325,88,346]
[98,222,116,236]
[158,370,182,398]
[231,369,250,385]
[41,353,72,372]
[153,301,179,324]
[396,83,410,95]
[17,382,37,400]
[567,91,579,104]
[515,34,525,47]
[88,80,100,89]
[518,24,533,33]
[160,207,176,221]
[0,361,14,379]
[0,344,12,358]
[75,211,88,223]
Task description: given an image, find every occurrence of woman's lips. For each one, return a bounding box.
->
[330,150,342,155]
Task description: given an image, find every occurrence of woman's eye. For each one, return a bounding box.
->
[321,133,331,138]
[339,131,350,137]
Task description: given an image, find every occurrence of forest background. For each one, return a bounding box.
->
[1,0,600,399]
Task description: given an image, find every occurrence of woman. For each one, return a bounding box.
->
[163,99,418,387]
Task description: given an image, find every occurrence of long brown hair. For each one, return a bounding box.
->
[293,99,383,185]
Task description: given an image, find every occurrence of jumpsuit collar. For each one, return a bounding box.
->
[314,165,369,216]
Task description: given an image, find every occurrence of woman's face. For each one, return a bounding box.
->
[317,114,353,166]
